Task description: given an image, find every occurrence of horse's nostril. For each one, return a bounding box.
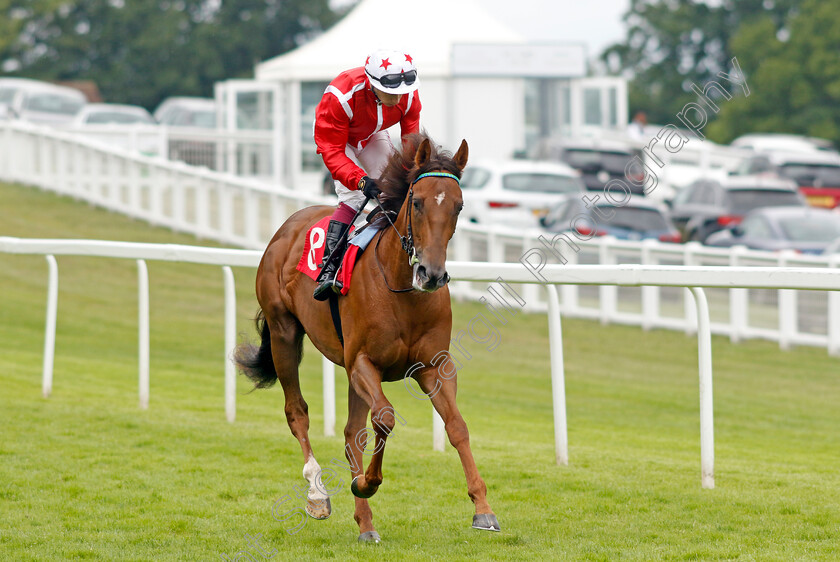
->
[416,265,427,280]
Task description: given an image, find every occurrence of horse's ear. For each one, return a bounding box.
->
[453,139,469,171]
[414,138,432,167]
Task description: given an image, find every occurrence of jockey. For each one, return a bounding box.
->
[312,48,422,300]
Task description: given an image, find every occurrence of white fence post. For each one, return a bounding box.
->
[137,259,150,409]
[546,284,569,466]
[599,237,617,325]
[322,356,336,437]
[683,242,701,334]
[729,245,748,343]
[42,255,59,398]
[223,266,237,423]
[830,256,840,357]
[689,287,714,489]
[641,239,659,331]
[561,239,579,315]
[778,250,798,351]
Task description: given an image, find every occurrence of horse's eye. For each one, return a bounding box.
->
[456,203,464,215]
[413,199,423,213]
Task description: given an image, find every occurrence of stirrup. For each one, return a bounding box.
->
[314,255,344,300]
[313,275,343,301]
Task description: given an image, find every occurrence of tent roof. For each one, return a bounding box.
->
[255,0,523,82]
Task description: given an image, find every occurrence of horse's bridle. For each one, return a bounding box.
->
[375,171,461,293]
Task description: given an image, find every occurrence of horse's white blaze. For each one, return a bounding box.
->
[435,192,446,206]
[303,455,329,500]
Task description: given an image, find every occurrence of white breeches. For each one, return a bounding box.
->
[334,131,394,209]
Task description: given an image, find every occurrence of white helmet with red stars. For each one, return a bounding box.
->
[364,49,419,95]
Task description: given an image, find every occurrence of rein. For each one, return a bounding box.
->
[375,171,460,293]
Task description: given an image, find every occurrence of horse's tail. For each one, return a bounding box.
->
[233,310,278,389]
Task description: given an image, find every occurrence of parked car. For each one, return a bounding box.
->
[668,175,805,243]
[705,206,840,255]
[731,133,837,154]
[0,77,86,126]
[69,103,160,155]
[540,194,682,242]
[153,97,216,128]
[731,150,840,209]
[72,103,155,125]
[153,97,217,167]
[460,159,586,228]
[528,137,643,193]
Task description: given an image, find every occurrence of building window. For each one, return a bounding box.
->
[583,88,602,126]
[524,79,541,154]
[301,81,329,171]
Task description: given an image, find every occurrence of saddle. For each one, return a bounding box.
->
[296,216,384,296]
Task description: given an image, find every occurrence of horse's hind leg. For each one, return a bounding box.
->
[266,307,331,520]
[416,367,499,532]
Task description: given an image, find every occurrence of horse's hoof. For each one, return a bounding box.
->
[472,513,501,532]
[350,476,376,499]
[305,497,331,520]
[358,530,381,543]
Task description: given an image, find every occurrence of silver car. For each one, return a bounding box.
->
[460,159,587,229]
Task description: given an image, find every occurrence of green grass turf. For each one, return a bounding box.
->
[1,182,839,561]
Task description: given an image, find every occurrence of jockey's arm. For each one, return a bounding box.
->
[314,97,366,190]
[399,92,422,139]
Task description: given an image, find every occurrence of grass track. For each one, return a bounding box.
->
[1,182,839,561]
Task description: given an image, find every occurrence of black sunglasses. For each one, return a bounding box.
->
[375,69,417,89]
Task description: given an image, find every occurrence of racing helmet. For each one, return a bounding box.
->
[364,49,419,95]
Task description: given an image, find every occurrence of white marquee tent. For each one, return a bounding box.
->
[255,0,523,81]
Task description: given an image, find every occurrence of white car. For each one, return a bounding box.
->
[153,97,216,128]
[460,159,587,229]
[72,103,155,126]
[69,103,160,155]
[153,97,217,167]
[731,133,837,155]
[0,77,86,126]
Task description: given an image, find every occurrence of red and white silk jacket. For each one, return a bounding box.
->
[313,66,421,190]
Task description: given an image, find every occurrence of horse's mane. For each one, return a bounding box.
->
[375,132,462,216]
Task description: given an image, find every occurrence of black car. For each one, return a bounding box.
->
[705,206,840,254]
[528,137,643,194]
[668,175,806,243]
[541,194,682,243]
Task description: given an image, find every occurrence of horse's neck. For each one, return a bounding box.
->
[379,199,413,287]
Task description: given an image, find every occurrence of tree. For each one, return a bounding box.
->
[0,0,63,72]
[707,0,840,146]
[0,0,342,110]
[602,0,799,126]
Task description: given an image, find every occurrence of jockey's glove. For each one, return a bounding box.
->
[358,176,382,199]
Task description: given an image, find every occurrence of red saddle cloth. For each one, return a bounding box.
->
[296,217,363,296]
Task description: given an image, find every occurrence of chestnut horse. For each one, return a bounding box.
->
[234,133,498,542]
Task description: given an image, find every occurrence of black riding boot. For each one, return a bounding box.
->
[313,219,348,301]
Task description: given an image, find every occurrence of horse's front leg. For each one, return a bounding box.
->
[343,386,379,543]
[346,354,398,501]
[416,366,500,532]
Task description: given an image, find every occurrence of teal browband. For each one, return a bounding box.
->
[412,172,460,185]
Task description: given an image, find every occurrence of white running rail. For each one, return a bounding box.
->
[4,237,840,489]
